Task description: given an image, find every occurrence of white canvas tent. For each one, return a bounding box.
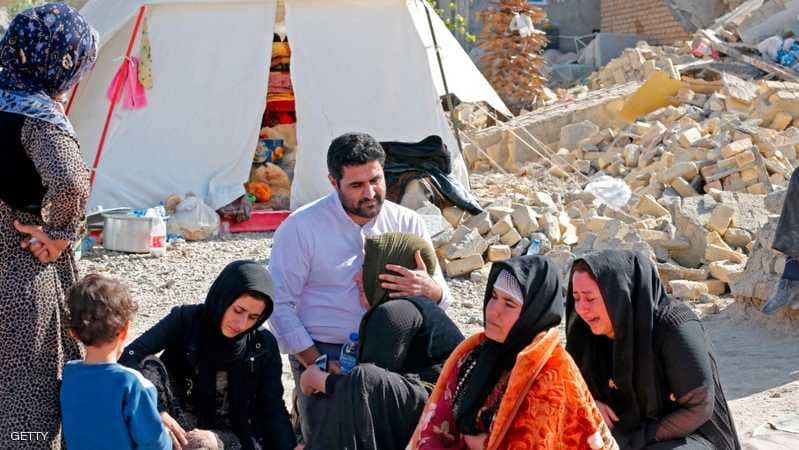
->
[70,0,509,211]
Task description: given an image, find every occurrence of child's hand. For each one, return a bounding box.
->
[160,412,188,450]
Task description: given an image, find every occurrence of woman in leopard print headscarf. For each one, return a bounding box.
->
[0,3,98,449]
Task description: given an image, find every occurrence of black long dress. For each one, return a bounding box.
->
[305,296,464,450]
[566,250,741,450]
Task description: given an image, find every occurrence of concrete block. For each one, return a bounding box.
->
[705,244,747,264]
[530,192,557,209]
[442,206,466,227]
[490,215,514,237]
[708,204,736,235]
[446,254,485,278]
[771,112,793,130]
[500,228,523,247]
[670,280,709,300]
[671,177,699,197]
[464,211,492,236]
[560,120,600,151]
[747,183,767,195]
[735,150,756,168]
[447,228,489,260]
[540,213,561,243]
[678,127,703,147]
[709,260,745,283]
[659,161,699,184]
[486,205,514,223]
[636,195,670,218]
[488,245,512,262]
[511,205,539,236]
[721,138,752,159]
[702,280,727,296]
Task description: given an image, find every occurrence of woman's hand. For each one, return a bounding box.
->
[14,221,70,264]
[300,365,329,396]
[595,401,619,429]
[464,433,488,450]
[160,411,188,450]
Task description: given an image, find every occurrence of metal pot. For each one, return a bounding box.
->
[102,213,153,253]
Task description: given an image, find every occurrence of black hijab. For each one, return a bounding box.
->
[565,250,675,432]
[201,260,274,366]
[454,255,563,435]
[195,261,274,426]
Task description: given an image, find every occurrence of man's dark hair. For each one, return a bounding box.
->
[326,133,386,183]
[67,274,138,346]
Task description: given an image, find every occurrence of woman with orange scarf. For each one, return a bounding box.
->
[408,255,618,450]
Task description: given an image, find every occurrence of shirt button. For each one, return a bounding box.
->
[129,350,134,355]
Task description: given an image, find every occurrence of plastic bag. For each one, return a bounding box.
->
[169,194,220,241]
[508,13,535,38]
[584,175,632,210]
[758,36,783,62]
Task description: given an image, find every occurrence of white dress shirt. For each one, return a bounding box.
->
[267,192,452,354]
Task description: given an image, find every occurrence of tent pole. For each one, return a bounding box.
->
[422,1,464,157]
[90,5,147,191]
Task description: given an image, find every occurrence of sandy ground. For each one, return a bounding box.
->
[704,303,799,438]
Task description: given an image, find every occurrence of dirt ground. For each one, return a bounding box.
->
[703,302,799,438]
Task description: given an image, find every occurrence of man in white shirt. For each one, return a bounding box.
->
[268,133,452,441]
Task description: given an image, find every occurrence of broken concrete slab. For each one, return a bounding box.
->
[560,120,601,151]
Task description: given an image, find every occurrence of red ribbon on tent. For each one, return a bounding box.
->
[106,56,148,109]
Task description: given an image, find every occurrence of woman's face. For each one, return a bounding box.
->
[220,294,266,338]
[572,271,615,339]
[484,288,522,343]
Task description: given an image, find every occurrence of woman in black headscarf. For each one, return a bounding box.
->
[297,232,464,450]
[566,250,741,450]
[409,255,616,450]
[119,261,296,450]
[0,4,97,446]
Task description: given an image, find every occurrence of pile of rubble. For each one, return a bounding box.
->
[588,42,695,90]
[432,63,799,319]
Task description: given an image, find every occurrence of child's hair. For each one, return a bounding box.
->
[67,274,138,346]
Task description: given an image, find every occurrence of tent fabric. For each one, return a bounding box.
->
[72,0,506,211]
[407,0,512,118]
[71,1,275,210]
[286,0,470,209]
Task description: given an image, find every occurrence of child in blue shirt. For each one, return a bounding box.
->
[61,274,171,450]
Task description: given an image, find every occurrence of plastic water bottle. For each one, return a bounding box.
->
[149,215,167,257]
[339,332,360,375]
[526,238,542,256]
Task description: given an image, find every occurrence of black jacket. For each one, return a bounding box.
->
[119,304,296,450]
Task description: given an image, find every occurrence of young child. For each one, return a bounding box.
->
[60,274,171,450]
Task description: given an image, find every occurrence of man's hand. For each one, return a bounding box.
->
[15,221,70,264]
[299,365,329,396]
[160,411,188,450]
[380,250,443,303]
[595,401,619,429]
[464,433,488,450]
[296,345,322,369]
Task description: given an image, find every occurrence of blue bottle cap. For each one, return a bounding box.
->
[349,332,359,341]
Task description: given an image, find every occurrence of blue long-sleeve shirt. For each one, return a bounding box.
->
[60,361,171,450]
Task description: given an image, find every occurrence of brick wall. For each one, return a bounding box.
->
[601,0,690,45]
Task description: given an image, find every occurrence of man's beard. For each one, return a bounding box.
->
[340,192,384,220]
